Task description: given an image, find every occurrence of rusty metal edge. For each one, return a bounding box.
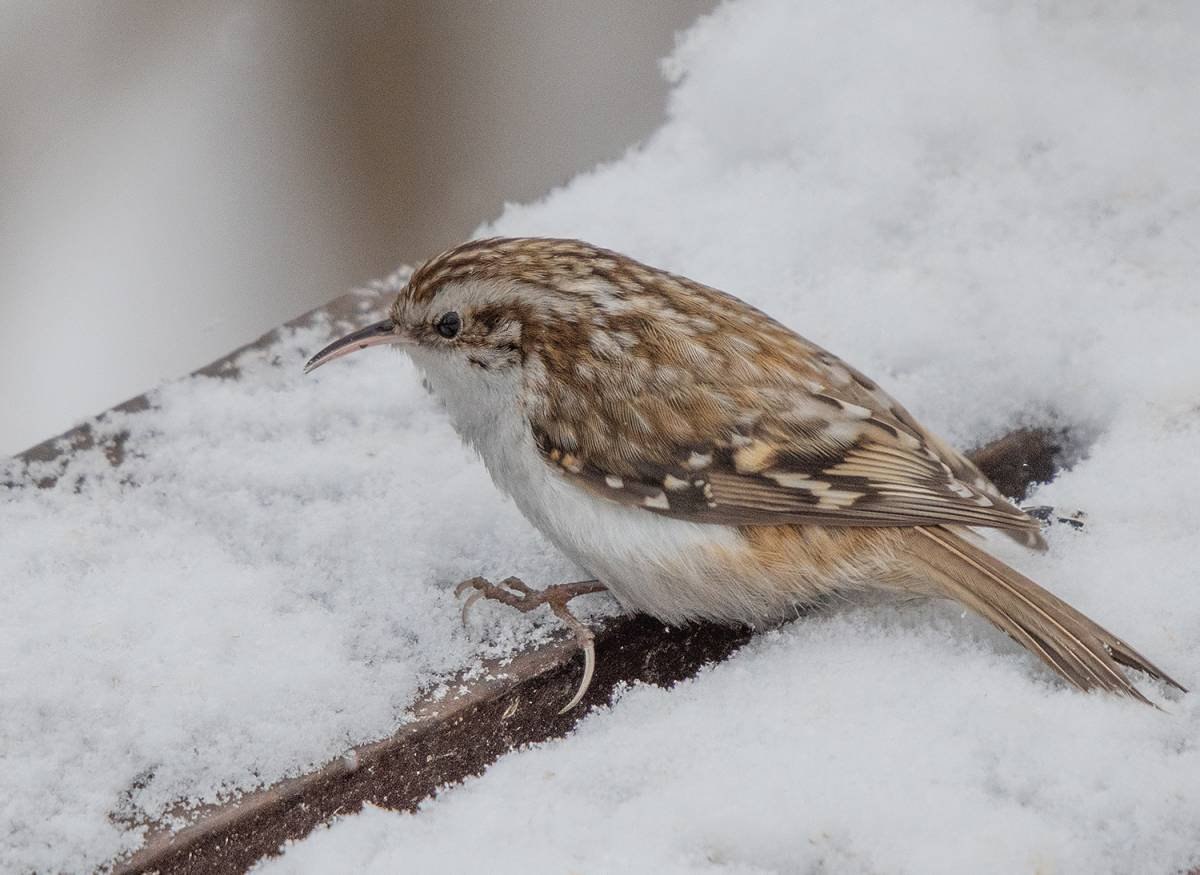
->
[111,637,579,874]
[110,616,761,874]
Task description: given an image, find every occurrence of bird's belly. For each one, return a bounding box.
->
[497,451,863,625]
[505,462,727,617]
[465,402,888,625]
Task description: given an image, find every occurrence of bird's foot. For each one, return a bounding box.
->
[454,576,607,713]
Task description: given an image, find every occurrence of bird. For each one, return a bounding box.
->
[305,236,1181,712]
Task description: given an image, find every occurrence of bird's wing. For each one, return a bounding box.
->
[527,340,1045,548]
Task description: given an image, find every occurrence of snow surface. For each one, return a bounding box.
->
[5,0,1200,872]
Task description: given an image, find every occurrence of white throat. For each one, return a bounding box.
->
[405,347,526,470]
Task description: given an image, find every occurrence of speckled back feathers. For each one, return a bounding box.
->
[396,237,1044,546]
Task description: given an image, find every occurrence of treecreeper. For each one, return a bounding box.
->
[306,237,1182,711]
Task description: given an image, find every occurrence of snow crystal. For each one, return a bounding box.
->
[7,0,1200,872]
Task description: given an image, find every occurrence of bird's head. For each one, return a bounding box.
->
[304,238,628,378]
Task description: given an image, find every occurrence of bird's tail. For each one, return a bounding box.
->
[905,526,1183,703]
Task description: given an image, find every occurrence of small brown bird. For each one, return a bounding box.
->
[306,237,1180,711]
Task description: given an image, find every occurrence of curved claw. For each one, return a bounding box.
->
[460,590,483,627]
[557,635,596,714]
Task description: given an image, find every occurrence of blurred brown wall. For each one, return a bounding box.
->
[0,1,713,456]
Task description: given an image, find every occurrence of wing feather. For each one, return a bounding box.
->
[521,284,1045,548]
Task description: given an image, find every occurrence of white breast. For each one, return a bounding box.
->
[407,348,745,621]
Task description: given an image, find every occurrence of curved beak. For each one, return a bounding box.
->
[304,319,407,374]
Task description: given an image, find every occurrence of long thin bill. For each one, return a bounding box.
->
[304,319,402,374]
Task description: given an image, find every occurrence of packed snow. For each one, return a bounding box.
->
[5,0,1200,872]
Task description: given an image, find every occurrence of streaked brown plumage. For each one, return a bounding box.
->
[308,236,1182,709]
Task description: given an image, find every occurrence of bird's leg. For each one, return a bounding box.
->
[454,576,607,713]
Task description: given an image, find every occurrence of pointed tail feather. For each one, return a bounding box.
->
[906,526,1183,702]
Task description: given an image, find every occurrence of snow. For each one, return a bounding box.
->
[0,310,599,872]
[5,0,1200,872]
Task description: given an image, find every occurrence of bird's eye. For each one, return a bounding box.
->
[434,311,461,339]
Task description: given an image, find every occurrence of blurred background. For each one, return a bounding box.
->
[0,1,712,457]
